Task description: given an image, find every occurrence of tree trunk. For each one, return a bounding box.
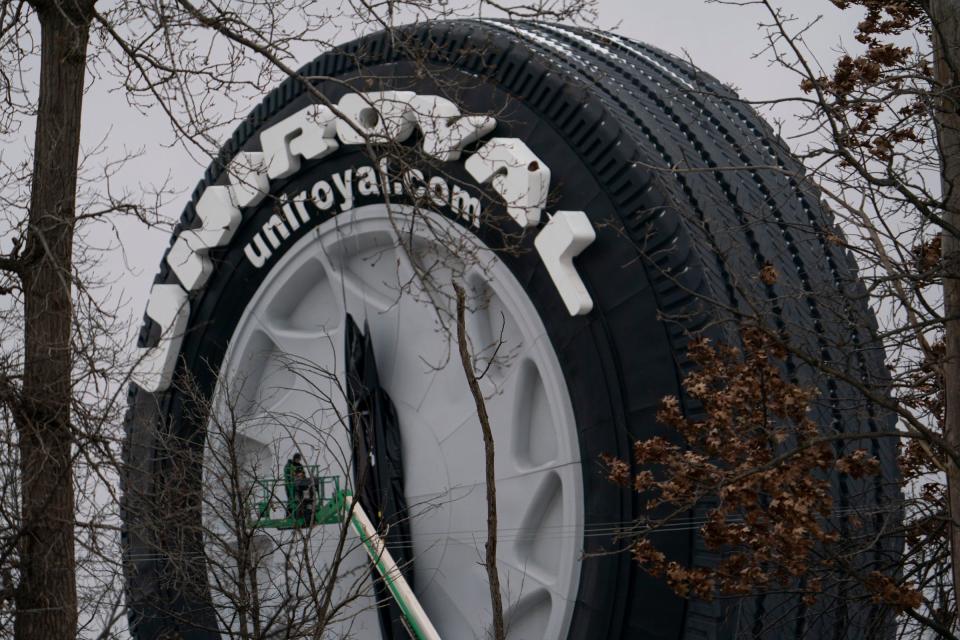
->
[14,3,92,638]
[931,0,960,618]
[454,284,506,640]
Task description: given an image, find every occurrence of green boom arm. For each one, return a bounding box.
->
[343,493,442,640]
[248,473,440,639]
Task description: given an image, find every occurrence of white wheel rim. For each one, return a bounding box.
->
[204,205,584,639]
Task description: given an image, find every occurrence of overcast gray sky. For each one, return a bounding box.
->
[66,0,865,342]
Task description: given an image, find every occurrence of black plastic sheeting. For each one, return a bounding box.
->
[345,314,414,639]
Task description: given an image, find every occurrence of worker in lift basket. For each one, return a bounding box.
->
[283,453,305,518]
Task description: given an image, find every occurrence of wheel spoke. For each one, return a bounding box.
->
[257,253,343,333]
[317,228,406,314]
[506,356,560,470]
[502,587,555,640]
[499,471,569,583]
[463,265,529,383]
[434,355,559,484]
[416,553,484,635]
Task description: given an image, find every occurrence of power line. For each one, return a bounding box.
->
[122,499,914,560]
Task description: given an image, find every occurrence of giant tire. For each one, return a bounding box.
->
[122,19,901,640]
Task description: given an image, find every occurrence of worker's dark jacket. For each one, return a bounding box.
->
[283,459,304,503]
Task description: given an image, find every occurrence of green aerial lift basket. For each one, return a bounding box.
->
[246,467,442,640]
[249,466,345,529]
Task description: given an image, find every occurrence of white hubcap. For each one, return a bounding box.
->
[205,205,583,639]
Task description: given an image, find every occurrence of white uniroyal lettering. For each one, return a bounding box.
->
[259,105,339,180]
[464,138,550,228]
[290,192,312,224]
[281,202,300,232]
[331,169,354,211]
[281,199,302,232]
[356,166,380,196]
[166,185,242,291]
[428,175,450,207]
[378,157,393,196]
[244,234,272,269]
[336,92,418,145]
[409,95,497,162]
[262,214,291,249]
[133,284,191,393]
[137,91,603,395]
[451,186,481,228]
[240,167,485,266]
[310,179,336,210]
[403,169,427,199]
[228,151,270,208]
[534,210,596,315]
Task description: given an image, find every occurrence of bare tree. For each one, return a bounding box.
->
[590,0,960,635]
[929,0,960,618]
[7,3,94,637]
[454,283,505,640]
[133,361,388,639]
